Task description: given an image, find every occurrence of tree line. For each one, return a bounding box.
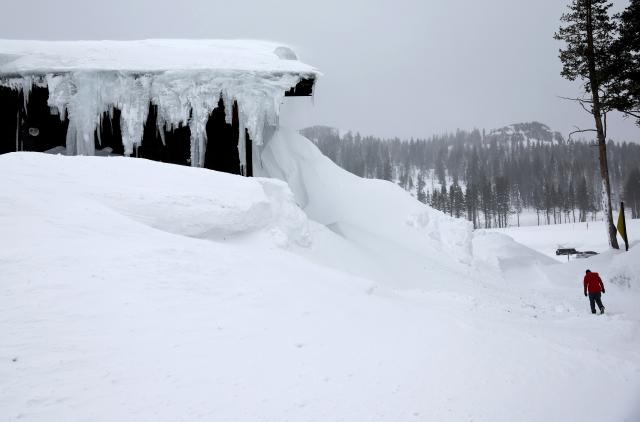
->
[302,122,640,228]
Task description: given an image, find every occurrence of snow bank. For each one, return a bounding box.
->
[473,231,557,272]
[0,152,311,248]
[489,221,640,291]
[0,39,318,164]
[557,243,640,293]
[259,127,475,287]
[606,245,640,290]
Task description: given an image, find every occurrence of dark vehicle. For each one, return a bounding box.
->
[556,248,578,256]
[576,251,599,259]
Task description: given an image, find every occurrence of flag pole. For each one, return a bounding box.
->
[619,202,629,251]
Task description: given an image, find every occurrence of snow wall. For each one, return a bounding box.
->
[256,127,482,285]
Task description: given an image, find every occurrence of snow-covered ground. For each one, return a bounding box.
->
[489,218,640,261]
[1,130,640,421]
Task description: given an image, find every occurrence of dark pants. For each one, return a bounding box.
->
[588,292,604,314]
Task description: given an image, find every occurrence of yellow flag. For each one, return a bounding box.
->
[617,210,628,244]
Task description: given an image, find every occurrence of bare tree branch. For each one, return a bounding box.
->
[579,100,593,115]
[621,110,640,119]
[568,126,598,141]
[557,95,593,103]
[557,95,598,115]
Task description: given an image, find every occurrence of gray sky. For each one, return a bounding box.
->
[1,0,638,141]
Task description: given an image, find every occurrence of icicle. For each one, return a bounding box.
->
[3,67,311,165]
[155,114,167,146]
[96,113,103,147]
[157,124,166,146]
[238,124,247,172]
[20,76,33,114]
[45,74,71,122]
[116,75,152,154]
[66,120,77,155]
[221,91,234,125]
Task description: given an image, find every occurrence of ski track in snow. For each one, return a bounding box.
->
[1,135,640,422]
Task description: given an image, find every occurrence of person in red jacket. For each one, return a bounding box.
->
[583,269,605,314]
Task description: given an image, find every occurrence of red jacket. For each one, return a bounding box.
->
[584,272,605,294]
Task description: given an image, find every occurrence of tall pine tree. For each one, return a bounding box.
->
[554,0,620,248]
[610,0,640,124]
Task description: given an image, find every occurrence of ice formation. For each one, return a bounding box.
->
[0,40,318,165]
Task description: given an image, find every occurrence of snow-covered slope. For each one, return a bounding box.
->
[258,127,476,288]
[1,148,640,422]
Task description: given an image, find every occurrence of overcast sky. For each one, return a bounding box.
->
[1,0,638,141]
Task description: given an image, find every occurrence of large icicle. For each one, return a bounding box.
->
[64,73,105,156]
[150,70,301,167]
[3,69,308,163]
[115,75,151,155]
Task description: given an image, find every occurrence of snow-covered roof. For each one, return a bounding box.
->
[0,39,318,76]
[0,40,319,163]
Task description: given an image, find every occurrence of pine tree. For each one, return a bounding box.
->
[382,152,393,181]
[567,180,577,222]
[577,175,590,222]
[416,172,427,204]
[480,178,493,228]
[533,186,543,226]
[624,168,640,218]
[450,182,465,219]
[465,184,478,228]
[512,186,523,227]
[435,152,446,187]
[398,166,407,188]
[440,184,449,215]
[610,0,640,124]
[430,190,438,209]
[495,176,510,228]
[555,0,619,248]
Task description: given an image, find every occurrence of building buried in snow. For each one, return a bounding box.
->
[0,39,318,176]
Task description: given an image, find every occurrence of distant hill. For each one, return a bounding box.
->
[488,122,565,144]
[303,121,564,144]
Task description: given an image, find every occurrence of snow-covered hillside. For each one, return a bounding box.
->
[1,132,640,421]
[488,121,565,144]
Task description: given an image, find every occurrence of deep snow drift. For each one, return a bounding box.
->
[259,127,477,288]
[1,133,640,421]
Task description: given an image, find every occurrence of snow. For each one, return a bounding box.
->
[1,139,640,421]
[258,127,474,287]
[0,39,318,163]
[488,122,564,144]
[0,40,317,74]
[489,219,640,261]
